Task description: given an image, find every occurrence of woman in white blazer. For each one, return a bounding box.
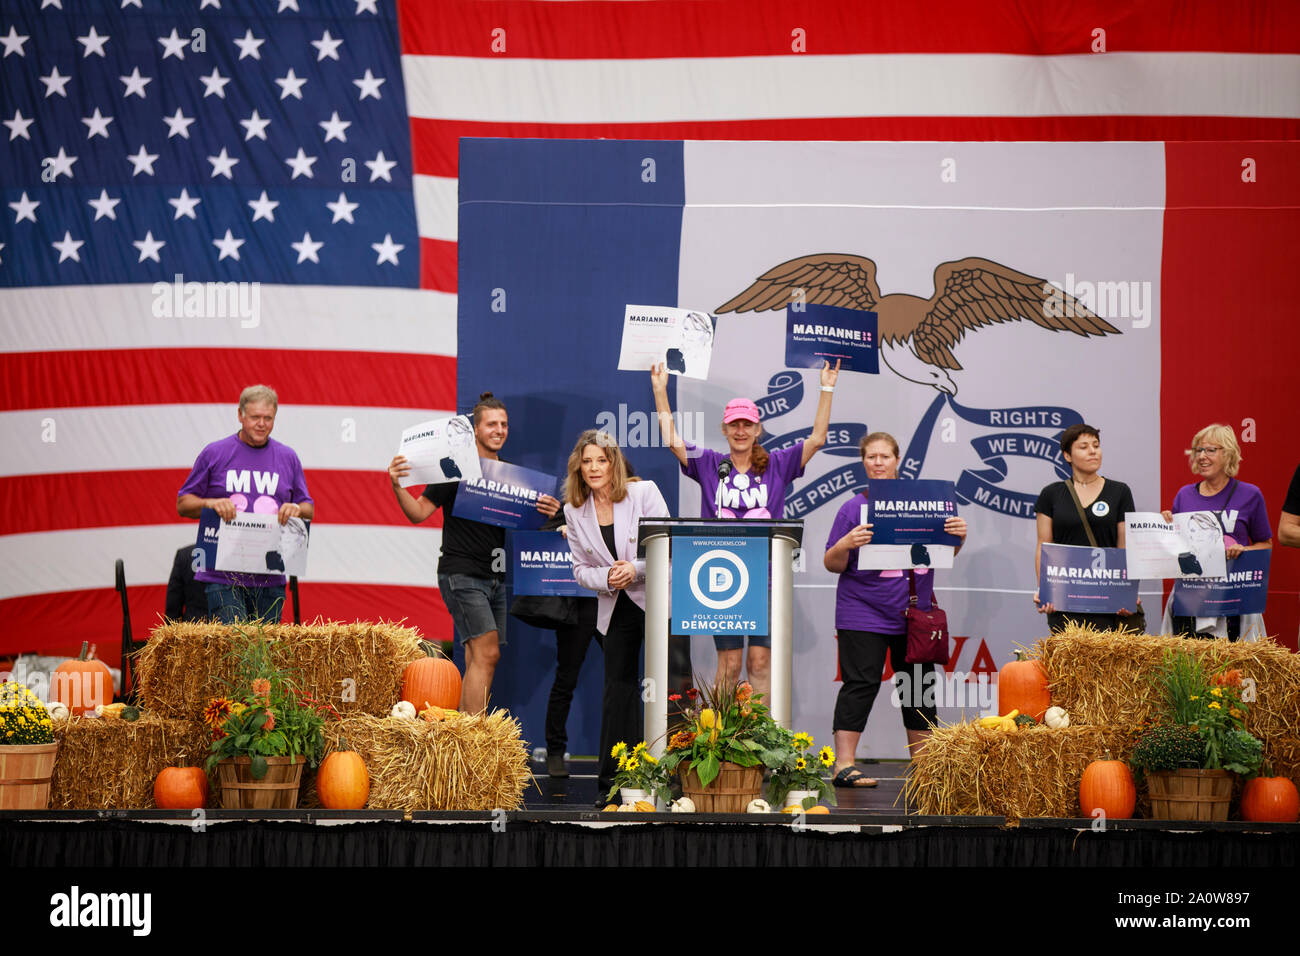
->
[562,429,670,798]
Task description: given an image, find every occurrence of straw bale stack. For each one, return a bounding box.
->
[135,620,426,719]
[301,712,531,812]
[1037,625,1300,742]
[906,723,1139,821]
[49,714,211,809]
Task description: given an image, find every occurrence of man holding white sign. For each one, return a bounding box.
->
[177,385,314,624]
[388,392,561,713]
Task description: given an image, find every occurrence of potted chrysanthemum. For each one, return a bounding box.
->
[0,681,58,809]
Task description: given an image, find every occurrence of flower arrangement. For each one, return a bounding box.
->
[204,628,331,779]
[1131,651,1263,777]
[767,730,837,809]
[0,682,55,746]
[606,740,671,804]
[658,677,789,790]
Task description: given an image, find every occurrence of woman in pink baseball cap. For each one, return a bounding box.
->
[651,360,840,697]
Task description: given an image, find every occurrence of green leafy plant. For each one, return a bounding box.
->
[203,627,331,778]
[0,682,55,745]
[766,729,837,809]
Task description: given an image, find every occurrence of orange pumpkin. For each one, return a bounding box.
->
[53,641,114,716]
[317,743,370,810]
[402,655,461,712]
[1240,776,1299,823]
[1079,752,1135,819]
[998,649,1050,721]
[154,767,209,810]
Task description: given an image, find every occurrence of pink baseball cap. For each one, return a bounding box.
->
[722,398,761,424]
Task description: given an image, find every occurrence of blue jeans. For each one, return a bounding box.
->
[205,582,285,625]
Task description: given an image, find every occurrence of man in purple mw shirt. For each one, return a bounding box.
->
[177,385,314,623]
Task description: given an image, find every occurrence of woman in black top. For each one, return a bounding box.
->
[1033,423,1140,632]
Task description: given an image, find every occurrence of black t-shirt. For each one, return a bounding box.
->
[1284,463,1300,515]
[1034,479,1135,548]
[422,480,505,579]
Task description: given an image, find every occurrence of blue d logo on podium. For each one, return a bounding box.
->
[690,549,750,610]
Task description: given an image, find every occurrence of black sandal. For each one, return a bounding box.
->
[833,766,879,788]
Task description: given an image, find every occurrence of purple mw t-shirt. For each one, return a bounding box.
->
[1171,480,1271,547]
[682,440,805,519]
[826,492,935,634]
[177,434,313,586]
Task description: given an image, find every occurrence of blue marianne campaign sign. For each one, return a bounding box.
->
[195,508,220,573]
[451,459,560,530]
[785,303,878,374]
[1038,543,1139,614]
[671,535,770,637]
[1172,549,1270,617]
[511,531,585,597]
[866,479,961,546]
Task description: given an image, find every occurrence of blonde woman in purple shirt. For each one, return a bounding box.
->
[823,432,966,788]
[1160,423,1272,640]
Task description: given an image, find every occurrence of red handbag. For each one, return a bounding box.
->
[903,571,950,665]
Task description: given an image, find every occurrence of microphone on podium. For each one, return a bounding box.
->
[714,460,733,515]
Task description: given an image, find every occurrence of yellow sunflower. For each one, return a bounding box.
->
[793,732,813,749]
[795,757,807,771]
[611,741,627,759]
[818,746,835,767]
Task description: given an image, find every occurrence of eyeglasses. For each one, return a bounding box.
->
[1192,446,1222,456]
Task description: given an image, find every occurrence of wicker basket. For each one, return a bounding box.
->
[0,743,59,810]
[215,756,305,810]
[1147,768,1233,821]
[679,760,764,813]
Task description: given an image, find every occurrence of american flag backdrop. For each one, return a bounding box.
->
[2,0,1298,662]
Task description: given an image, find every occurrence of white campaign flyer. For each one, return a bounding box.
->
[617,304,716,380]
[215,514,309,577]
[1124,511,1227,580]
[396,415,482,487]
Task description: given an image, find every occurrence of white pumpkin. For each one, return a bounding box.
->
[670,797,696,813]
[43,699,70,720]
[746,798,771,813]
[390,701,417,720]
[616,802,637,812]
[1044,706,1070,729]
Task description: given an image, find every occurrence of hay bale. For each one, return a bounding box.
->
[135,621,426,720]
[1037,625,1300,743]
[906,723,1139,821]
[49,715,211,809]
[300,712,531,812]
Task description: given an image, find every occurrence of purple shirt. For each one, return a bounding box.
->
[826,492,935,634]
[682,440,805,519]
[1171,479,1271,547]
[178,434,313,586]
